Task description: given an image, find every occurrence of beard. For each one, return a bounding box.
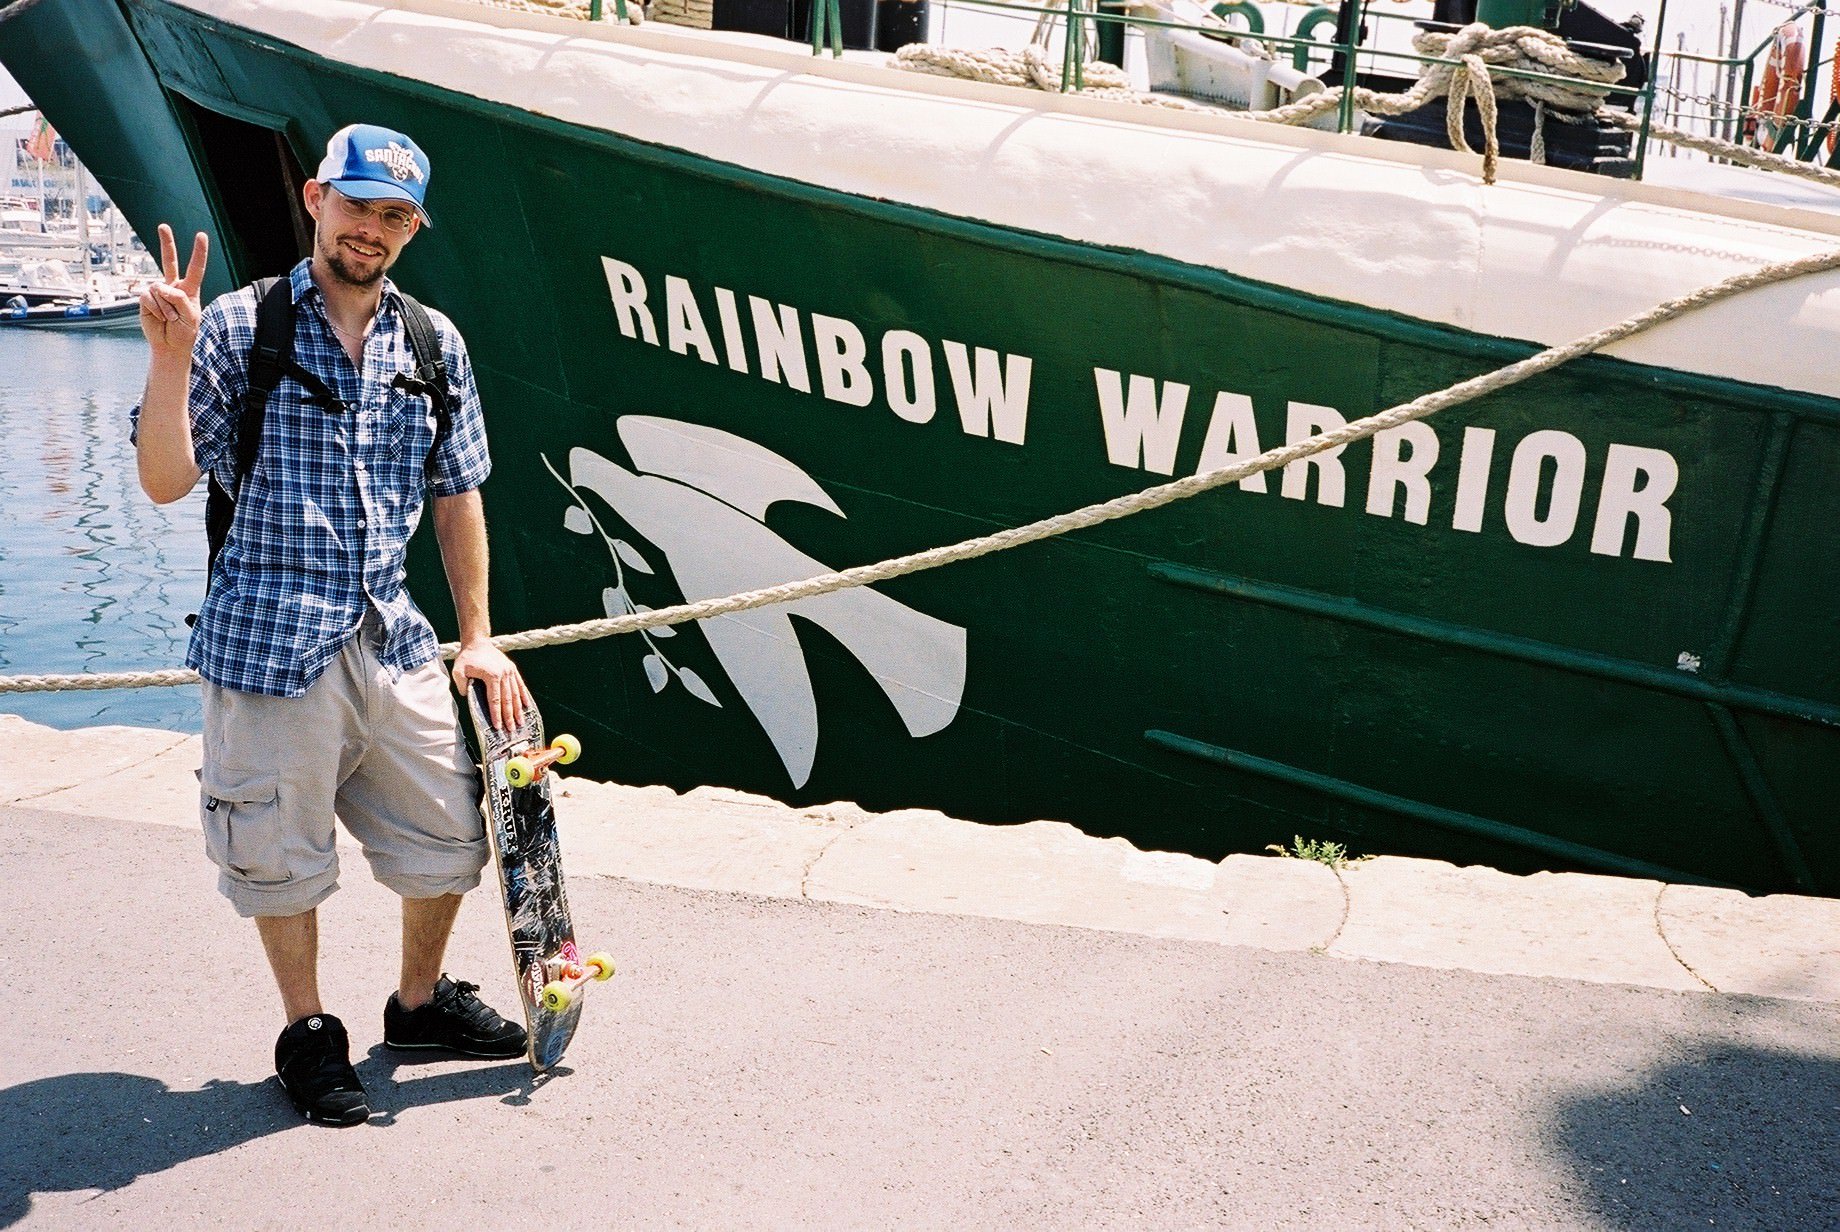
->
[316,227,393,288]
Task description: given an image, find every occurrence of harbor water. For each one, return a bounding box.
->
[0,326,205,732]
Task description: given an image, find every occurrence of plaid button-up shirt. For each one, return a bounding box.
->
[133,260,491,697]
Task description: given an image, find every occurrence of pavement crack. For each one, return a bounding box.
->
[1321,864,1353,954]
[11,733,193,805]
[797,815,865,900]
[1653,882,1719,993]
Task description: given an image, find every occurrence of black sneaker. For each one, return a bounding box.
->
[275,1014,370,1127]
[383,975,527,1059]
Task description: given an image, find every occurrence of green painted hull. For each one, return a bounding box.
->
[7,0,1836,894]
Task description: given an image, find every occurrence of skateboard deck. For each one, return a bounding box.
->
[465,679,608,1071]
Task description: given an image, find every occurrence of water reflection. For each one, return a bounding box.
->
[0,329,205,732]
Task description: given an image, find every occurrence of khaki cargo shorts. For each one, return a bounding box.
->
[197,613,486,917]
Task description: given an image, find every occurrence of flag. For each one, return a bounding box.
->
[24,115,55,164]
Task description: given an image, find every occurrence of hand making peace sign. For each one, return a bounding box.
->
[139,223,210,355]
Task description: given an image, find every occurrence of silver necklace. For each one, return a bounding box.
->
[327,317,370,342]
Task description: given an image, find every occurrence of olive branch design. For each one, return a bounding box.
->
[540,453,722,708]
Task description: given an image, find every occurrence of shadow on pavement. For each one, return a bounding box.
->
[1553,1040,1840,1230]
[0,1056,540,1227]
[0,1071,282,1228]
[357,1046,560,1122]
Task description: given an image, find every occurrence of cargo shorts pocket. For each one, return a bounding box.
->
[197,766,291,885]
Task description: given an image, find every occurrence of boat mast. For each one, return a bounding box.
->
[74,161,92,296]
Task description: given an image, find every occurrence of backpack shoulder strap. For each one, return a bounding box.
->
[392,290,453,460]
[237,276,294,494]
[394,292,449,405]
[250,274,348,420]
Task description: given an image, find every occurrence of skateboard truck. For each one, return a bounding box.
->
[540,951,615,1013]
[503,733,582,789]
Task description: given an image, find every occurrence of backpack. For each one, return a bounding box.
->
[190,277,452,624]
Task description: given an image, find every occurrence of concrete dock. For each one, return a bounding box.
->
[2,713,1836,1229]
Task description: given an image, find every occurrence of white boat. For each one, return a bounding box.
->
[0,292,140,330]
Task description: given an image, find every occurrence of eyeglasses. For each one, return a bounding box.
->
[327,189,419,235]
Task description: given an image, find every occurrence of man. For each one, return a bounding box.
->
[135,124,529,1127]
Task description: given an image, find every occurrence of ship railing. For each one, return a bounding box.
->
[1653,35,1840,169]
[890,0,1654,163]
[565,0,1840,182]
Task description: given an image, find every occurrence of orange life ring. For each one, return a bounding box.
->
[1828,61,1838,155]
[1754,22,1807,146]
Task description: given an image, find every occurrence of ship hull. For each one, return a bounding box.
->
[6,0,1836,894]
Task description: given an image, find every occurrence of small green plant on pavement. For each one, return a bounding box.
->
[1266,835,1352,869]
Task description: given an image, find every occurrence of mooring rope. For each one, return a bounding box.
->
[5,243,1833,695]
[1607,113,1840,191]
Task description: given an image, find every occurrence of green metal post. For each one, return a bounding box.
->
[1740,57,1754,142]
[1336,0,1363,136]
[590,0,602,18]
[1798,0,1828,124]
[1633,0,1672,178]
[810,0,843,57]
[1795,0,1829,159]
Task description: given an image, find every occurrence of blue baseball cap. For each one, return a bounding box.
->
[316,123,433,226]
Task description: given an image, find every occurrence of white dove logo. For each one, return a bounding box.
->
[550,417,968,788]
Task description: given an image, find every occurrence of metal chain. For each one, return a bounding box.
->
[1653,80,1840,135]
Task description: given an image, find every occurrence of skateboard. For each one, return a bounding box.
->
[465,679,613,1071]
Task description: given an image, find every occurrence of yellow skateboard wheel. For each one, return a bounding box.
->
[541,982,573,1013]
[553,734,581,765]
[586,952,615,981]
[504,757,534,789]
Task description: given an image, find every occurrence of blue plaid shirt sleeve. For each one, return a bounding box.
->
[427,316,490,498]
[187,300,247,476]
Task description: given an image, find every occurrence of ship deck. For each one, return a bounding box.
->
[1641,159,1840,218]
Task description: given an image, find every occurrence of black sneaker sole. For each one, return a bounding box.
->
[382,1037,528,1060]
[280,1085,371,1127]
